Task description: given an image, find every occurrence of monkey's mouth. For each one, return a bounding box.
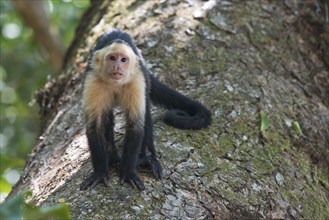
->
[111,72,124,80]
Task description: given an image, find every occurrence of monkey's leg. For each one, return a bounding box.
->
[138,104,163,179]
[119,118,145,190]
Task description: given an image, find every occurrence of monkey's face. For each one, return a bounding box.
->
[92,43,138,83]
[105,52,130,80]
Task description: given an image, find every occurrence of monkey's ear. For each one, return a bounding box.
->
[93,51,101,64]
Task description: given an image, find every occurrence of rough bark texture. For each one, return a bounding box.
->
[10,1,329,219]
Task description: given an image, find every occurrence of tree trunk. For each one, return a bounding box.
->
[10,1,329,219]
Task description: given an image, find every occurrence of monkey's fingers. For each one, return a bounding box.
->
[120,172,146,191]
[149,158,163,180]
[80,176,94,190]
[151,164,163,180]
[80,172,109,190]
[138,156,163,180]
[132,175,146,191]
[90,176,110,189]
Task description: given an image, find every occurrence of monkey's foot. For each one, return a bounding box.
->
[80,172,109,190]
[138,155,163,180]
[119,169,145,191]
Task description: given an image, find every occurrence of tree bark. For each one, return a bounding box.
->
[10,1,329,219]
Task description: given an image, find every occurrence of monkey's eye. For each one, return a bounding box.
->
[109,56,116,61]
[121,58,127,63]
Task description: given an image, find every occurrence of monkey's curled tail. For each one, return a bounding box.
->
[149,75,211,130]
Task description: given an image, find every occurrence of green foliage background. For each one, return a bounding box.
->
[0,0,89,199]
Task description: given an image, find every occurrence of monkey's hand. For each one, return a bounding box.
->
[80,172,110,190]
[119,168,145,191]
[137,155,163,180]
[148,157,163,180]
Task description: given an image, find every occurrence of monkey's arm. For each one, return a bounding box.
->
[80,113,114,190]
[119,118,145,190]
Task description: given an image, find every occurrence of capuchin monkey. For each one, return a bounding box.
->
[80,29,211,191]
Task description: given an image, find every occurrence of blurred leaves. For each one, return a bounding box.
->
[0,176,12,193]
[0,154,25,174]
[0,191,70,219]
[0,0,88,199]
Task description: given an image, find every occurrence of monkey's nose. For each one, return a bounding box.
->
[114,66,121,71]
